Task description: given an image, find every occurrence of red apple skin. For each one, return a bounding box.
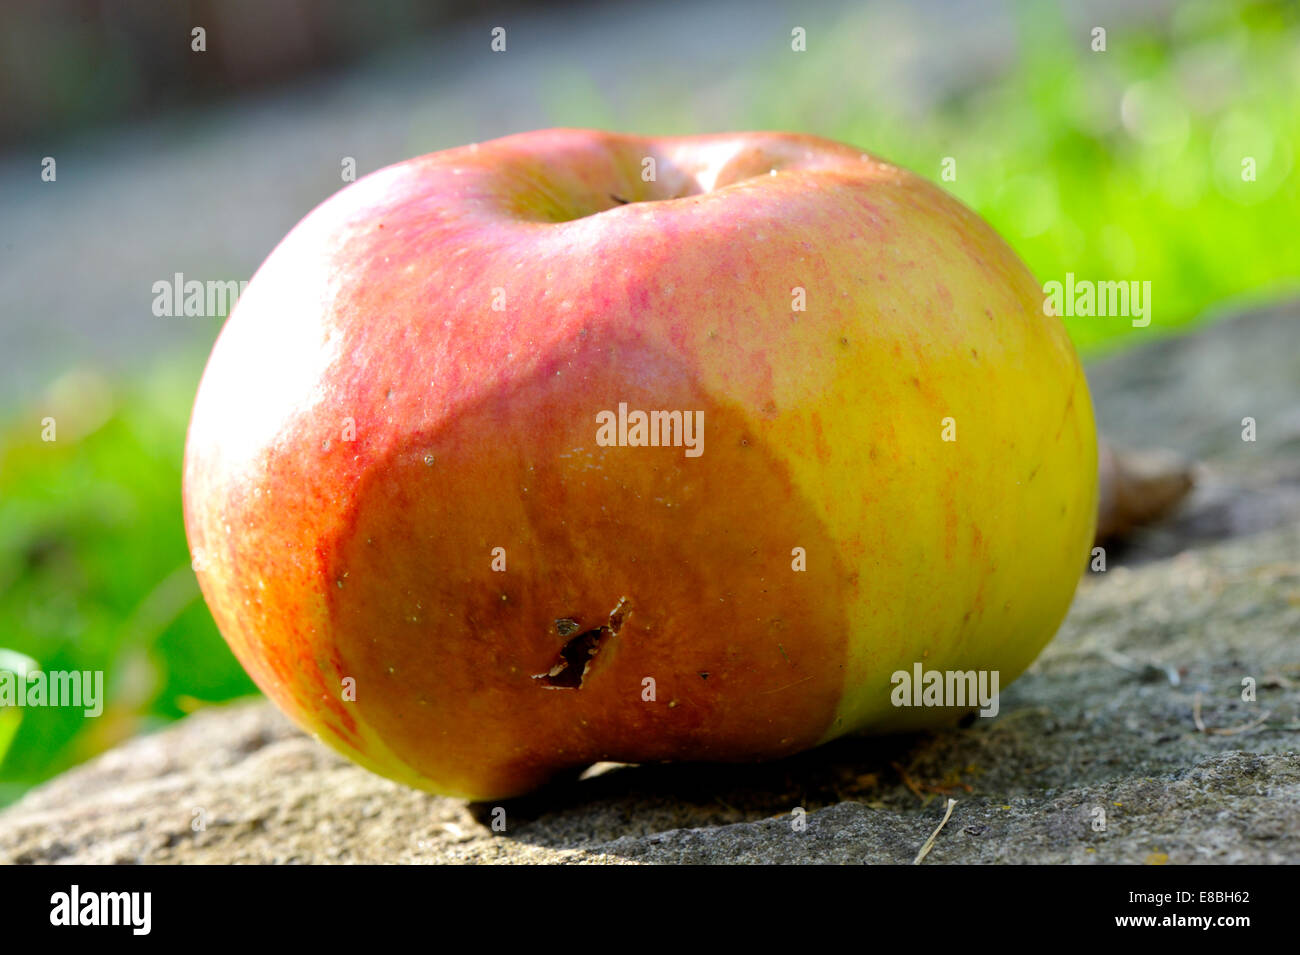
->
[184,129,1097,800]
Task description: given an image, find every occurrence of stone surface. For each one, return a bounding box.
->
[2,303,1297,864]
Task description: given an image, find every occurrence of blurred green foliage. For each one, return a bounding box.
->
[1,0,1297,805]
[744,0,1299,352]
[0,358,257,806]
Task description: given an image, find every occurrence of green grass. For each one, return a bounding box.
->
[1,0,1297,805]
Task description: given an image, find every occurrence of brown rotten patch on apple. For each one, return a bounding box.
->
[533,598,631,689]
[324,327,851,799]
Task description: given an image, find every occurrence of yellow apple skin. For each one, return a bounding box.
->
[183,129,1097,800]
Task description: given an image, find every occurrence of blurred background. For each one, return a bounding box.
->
[0,0,1296,806]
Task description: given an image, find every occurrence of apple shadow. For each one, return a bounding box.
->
[464,729,946,858]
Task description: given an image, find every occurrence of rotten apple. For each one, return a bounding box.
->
[183,129,1097,799]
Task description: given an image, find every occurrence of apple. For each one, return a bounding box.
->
[183,129,1097,800]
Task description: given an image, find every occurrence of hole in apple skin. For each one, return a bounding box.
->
[534,627,608,689]
[533,598,630,689]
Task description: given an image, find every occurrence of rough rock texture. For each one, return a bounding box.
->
[2,303,1297,864]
